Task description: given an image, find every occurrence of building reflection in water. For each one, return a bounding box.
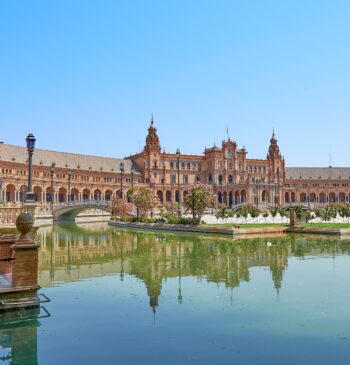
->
[2,222,350,363]
[37,222,350,311]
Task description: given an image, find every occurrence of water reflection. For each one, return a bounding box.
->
[2,223,350,364]
[37,223,350,310]
[0,308,42,365]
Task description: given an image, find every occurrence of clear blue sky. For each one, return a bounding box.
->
[1,0,349,166]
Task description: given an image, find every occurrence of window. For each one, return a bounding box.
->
[184,175,188,185]
[171,175,176,183]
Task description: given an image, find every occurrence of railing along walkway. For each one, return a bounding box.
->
[52,199,112,211]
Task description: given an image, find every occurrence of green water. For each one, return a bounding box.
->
[1,222,350,364]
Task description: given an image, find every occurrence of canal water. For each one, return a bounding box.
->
[1,222,350,364]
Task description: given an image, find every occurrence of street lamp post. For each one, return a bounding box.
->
[67,169,72,203]
[307,184,310,210]
[176,148,181,216]
[119,162,124,199]
[50,163,55,207]
[0,179,3,205]
[131,165,135,189]
[25,133,36,202]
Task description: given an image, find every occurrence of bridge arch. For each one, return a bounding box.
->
[52,200,112,222]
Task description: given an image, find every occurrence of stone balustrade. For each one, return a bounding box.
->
[0,206,24,225]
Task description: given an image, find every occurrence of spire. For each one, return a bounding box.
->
[270,128,277,144]
[145,116,161,150]
[268,130,282,160]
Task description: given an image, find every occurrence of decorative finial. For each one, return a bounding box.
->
[16,212,34,241]
[272,128,275,138]
[151,113,154,126]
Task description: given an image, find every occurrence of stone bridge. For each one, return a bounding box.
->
[52,200,112,222]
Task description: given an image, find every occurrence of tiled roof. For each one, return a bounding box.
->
[0,143,139,174]
[286,167,350,180]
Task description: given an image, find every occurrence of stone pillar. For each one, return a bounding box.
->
[11,212,40,288]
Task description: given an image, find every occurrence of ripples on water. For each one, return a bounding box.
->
[1,222,350,364]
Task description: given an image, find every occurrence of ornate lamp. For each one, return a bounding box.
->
[25,133,36,202]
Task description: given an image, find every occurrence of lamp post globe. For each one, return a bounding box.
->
[25,133,36,202]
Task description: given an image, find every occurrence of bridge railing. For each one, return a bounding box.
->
[52,199,112,211]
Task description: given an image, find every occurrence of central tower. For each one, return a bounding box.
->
[144,116,161,185]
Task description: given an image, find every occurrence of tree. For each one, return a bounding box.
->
[262,210,270,223]
[184,184,216,223]
[249,207,260,223]
[215,204,228,221]
[322,205,337,222]
[270,207,279,224]
[294,205,306,221]
[237,206,249,223]
[111,197,133,219]
[314,207,324,222]
[129,187,158,219]
[339,203,350,223]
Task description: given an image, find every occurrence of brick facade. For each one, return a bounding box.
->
[1,119,350,208]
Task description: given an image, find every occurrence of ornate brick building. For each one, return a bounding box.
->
[1,118,350,208]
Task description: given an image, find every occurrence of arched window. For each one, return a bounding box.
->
[218,175,223,185]
[228,175,233,184]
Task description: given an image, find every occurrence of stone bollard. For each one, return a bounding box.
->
[290,209,297,228]
[11,212,40,288]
